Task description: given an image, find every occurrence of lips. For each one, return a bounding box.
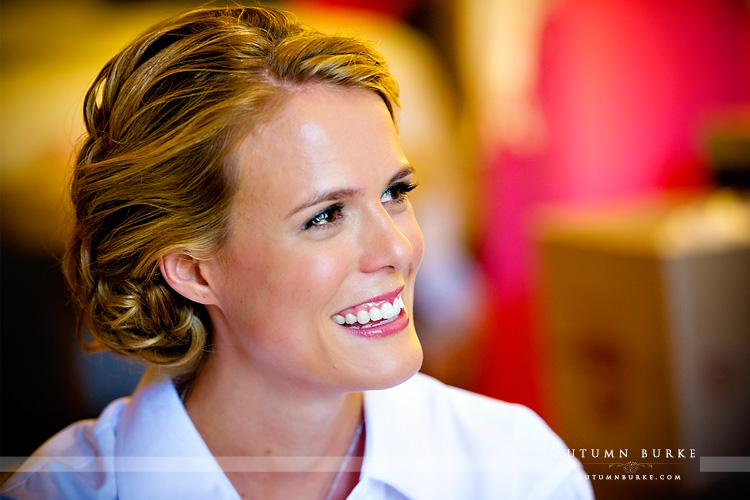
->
[331,288,405,330]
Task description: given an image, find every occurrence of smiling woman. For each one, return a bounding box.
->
[1,6,592,500]
[173,86,425,404]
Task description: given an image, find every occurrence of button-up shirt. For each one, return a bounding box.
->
[2,372,593,499]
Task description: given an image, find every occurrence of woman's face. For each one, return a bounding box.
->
[202,85,424,393]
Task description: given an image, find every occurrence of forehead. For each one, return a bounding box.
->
[229,84,403,195]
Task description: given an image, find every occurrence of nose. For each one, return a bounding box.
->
[358,204,419,274]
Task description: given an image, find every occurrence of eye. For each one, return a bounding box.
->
[381,181,418,204]
[303,204,344,230]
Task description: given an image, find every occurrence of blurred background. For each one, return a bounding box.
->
[1,0,749,498]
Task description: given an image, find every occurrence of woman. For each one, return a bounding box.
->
[1,6,592,499]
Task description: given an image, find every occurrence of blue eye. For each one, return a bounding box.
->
[304,204,343,229]
[381,181,418,203]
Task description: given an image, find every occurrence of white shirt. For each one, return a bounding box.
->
[1,373,593,499]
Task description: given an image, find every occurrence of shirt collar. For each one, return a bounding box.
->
[114,370,239,500]
[362,374,439,500]
[113,371,436,500]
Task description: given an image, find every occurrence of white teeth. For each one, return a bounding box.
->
[393,297,402,315]
[381,302,395,319]
[369,307,383,321]
[356,310,370,325]
[333,294,405,326]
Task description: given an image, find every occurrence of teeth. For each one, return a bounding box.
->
[380,302,395,319]
[356,310,370,324]
[333,295,405,326]
[369,307,383,321]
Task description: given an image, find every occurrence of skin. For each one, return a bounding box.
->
[161,84,424,499]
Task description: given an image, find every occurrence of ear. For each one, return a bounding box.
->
[160,252,217,305]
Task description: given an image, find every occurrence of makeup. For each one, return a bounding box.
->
[332,288,409,338]
[336,307,409,339]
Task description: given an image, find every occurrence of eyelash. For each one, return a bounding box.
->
[304,203,344,230]
[382,181,418,204]
[303,181,418,230]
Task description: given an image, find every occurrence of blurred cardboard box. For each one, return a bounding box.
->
[536,192,750,499]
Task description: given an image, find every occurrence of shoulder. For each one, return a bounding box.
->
[0,397,127,500]
[363,373,594,500]
[375,372,557,447]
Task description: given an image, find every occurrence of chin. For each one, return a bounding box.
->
[358,329,424,391]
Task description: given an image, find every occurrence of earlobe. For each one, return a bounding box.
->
[160,253,216,305]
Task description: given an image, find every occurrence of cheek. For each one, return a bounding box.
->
[263,241,354,308]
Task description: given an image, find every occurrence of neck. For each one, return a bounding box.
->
[183,352,365,499]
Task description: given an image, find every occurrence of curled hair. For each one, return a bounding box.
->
[63,6,399,377]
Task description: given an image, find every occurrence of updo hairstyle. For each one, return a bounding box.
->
[63,6,399,377]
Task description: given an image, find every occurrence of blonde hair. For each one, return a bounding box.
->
[63,6,399,377]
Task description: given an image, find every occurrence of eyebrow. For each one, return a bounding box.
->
[289,163,415,217]
[391,164,416,184]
